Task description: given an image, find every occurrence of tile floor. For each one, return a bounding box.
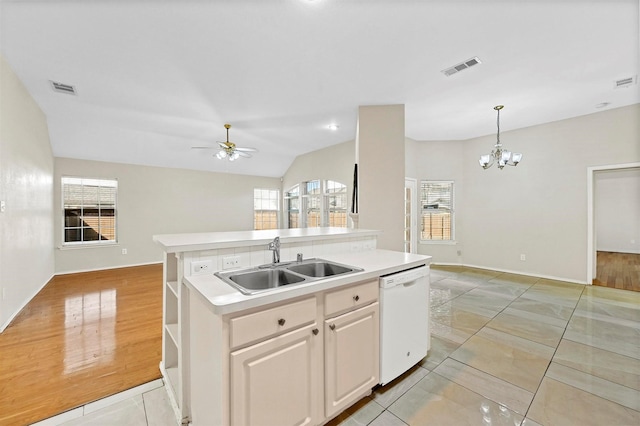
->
[34,266,640,426]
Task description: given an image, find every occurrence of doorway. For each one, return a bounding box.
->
[587,162,640,286]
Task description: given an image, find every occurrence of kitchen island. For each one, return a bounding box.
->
[153,228,430,426]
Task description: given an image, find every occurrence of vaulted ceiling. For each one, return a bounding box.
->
[1,0,638,177]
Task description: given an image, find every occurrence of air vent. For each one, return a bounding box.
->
[614,76,637,89]
[50,81,77,95]
[441,57,482,77]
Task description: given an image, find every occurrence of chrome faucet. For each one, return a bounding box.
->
[268,236,280,264]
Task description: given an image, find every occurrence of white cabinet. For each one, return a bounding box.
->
[225,280,379,426]
[230,323,321,426]
[229,297,321,426]
[323,281,379,419]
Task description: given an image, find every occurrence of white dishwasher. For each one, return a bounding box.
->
[379,264,430,385]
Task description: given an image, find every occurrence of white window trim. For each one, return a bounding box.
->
[61,176,118,247]
[419,180,456,244]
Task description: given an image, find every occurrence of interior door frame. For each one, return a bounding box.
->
[404,178,418,254]
[587,161,640,283]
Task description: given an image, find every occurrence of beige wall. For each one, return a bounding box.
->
[595,167,640,254]
[0,56,55,331]
[282,139,355,200]
[54,158,281,273]
[414,104,640,283]
[357,105,405,251]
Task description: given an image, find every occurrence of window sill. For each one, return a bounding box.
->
[59,242,119,250]
[419,240,457,245]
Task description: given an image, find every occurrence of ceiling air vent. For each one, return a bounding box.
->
[614,76,637,89]
[441,57,482,77]
[50,81,77,95]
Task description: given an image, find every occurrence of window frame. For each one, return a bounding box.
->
[61,176,118,247]
[253,188,280,230]
[284,179,348,229]
[419,180,455,244]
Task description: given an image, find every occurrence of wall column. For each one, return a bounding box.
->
[356,105,405,251]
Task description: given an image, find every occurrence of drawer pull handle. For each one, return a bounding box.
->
[278,318,286,326]
[312,328,319,335]
[353,295,360,302]
[329,324,336,331]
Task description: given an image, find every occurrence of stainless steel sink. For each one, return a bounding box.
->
[215,258,362,295]
[285,260,356,278]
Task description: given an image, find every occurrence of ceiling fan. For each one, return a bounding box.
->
[192,124,257,161]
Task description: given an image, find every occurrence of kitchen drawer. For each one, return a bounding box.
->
[230,297,317,349]
[325,280,378,317]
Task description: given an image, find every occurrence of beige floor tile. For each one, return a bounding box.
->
[60,395,147,426]
[564,312,640,360]
[448,290,513,318]
[142,387,177,426]
[431,303,491,343]
[486,308,565,347]
[546,362,640,411]
[434,358,534,415]
[507,297,573,325]
[527,377,640,426]
[582,285,640,306]
[554,339,640,391]
[473,281,530,298]
[419,336,460,371]
[372,365,429,408]
[575,297,640,323]
[488,273,539,286]
[368,411,408,426]
[388,372,524,426]
[450,327,554,392]
[326,396,385,426]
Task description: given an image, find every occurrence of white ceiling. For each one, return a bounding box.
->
[1,0,638,177]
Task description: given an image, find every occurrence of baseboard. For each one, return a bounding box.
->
[596,248,640,255]
[0,273,54,334]
[431,262,588,285]
[55,261,162,276]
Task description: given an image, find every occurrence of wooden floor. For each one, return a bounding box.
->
[0,264,163,426]
[593,251,640,292]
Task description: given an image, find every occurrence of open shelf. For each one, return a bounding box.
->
[165,323,179,347]
[167,280,178,297]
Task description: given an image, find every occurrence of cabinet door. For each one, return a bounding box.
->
[230,323,320,426]
[324,302,379,418]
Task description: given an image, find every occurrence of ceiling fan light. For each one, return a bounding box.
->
[217,150,227,159]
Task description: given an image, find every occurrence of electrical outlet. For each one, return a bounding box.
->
[520,254,526,261]
[223,256,241,270]
[0,200,5,213]
[191,260,213,274]
[121,248,127,255]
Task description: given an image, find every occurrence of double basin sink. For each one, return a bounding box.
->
[215,258,363,295]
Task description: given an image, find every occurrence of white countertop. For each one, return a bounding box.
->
[153,227,381,253]
[185,249,431,315]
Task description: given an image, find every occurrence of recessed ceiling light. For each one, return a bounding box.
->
[328,124,339,131]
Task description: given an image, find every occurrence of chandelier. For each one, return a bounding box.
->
[478,105,522,169]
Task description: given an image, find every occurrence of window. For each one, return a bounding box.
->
[325,180,348,227]
[420,181,454,241]
[62,177,117,245]
[254,188,280,230]
[285,184,300,228]
[285,180,348,229]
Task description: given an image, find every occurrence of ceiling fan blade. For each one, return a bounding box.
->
[235,147,257,152]
[217,141,230,149]
[191,146,216,149]
[237,151,252,158]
